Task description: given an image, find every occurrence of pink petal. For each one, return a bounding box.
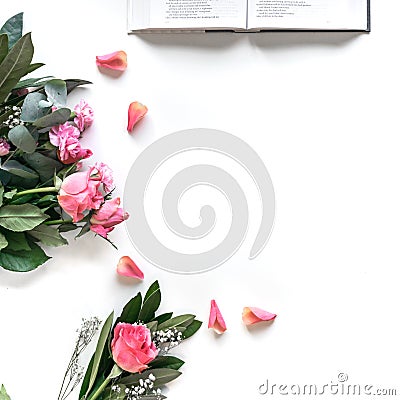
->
[242,307,277,325]
[117,256,144,280]
[96,51,127,71]
[208,299,227,334]
[127,101,148,132]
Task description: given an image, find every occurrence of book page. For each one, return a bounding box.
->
[247,0,368,30]
[129,0,247,31]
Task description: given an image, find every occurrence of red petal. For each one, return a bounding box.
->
[127,101,148,132]
[208,299,227,334]
[242,307,277,326]
[117,256,144,279]
[96,51,127,71]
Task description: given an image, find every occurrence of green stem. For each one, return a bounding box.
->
[86,378,111,400]
[14,186,57,198]
[45,219,73,226]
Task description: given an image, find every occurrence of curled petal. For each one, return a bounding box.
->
[208,299,227,334]
[117,256,144,280]
[127,101,148,132]
[242,307,276,326]
[96,51,127,71]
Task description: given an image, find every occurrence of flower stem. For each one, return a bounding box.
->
[14,186,58,198]
[45,219,73,226]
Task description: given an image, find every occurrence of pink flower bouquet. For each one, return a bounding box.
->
[0,13,127,272]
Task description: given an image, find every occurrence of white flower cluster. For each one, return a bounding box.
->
[112,374,163,400]
[1,106,23,129]
[152,327,183,355]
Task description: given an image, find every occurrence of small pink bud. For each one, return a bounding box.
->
[96,51,127,71]
[208,300,227,334]
[117,256,144,280]
[127,101,148,133]
[242,307,277,326]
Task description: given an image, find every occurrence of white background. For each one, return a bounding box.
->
[1,1,400,399]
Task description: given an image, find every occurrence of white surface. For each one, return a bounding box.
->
[1,1,400,399]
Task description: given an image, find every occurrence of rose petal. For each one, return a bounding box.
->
[127,101,148,132]
[208,299,227,334]
[96,51,127,71]
[117,256,144,280]
[242,307,277,326]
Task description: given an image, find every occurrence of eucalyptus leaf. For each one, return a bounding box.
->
[58,223,78,233]
[28,224,68,247]
[20,92,48,122]
[0,241,50,272]
[0,33,34,104]
[23,152,63,182]
[0,204,48,232]
[45,79,67,108]
[86,312,114,397]
[8,125,37,153]
[158,314,195,331]
[0,232,8,250]
[0,184,3,207]
[0,384,11,400]
[0,12,23,49]
[138,280,161,323]
[33,107,70,128]
[14,76,52,90]
[0,34,8,64]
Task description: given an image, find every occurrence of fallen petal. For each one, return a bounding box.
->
[96,51,127,71]
[242,307,276,326]
[208,299,227,334]
[127,101,148,132]
[117,256,144,280]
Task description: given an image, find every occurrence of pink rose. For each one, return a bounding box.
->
[0,138,10,156]
[111,323,158,374]
[90,162,114,193]
[90,197,129,238]
[49,123,80,146]
[74,100,94,132]
[58,171,104,222]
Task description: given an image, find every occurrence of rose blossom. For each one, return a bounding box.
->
[90,162,114,193]
[111,323,158,374]
[58,170,104,222]
[74,100,94,132]
[49,123,80,146]
[90,197,129,238]
[0,138,10,156]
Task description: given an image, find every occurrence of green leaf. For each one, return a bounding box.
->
[28,224,68,247]
[3,231,30,251]
[138,280,161,323]
[117,292,142,325]
[58,223,78,233]
[20,92,48,122]
[158,314,195,331]
[86,312,114,398]
[65,79,92,94]
[79,354,95,399]
[23,153,63,182]
[33,107,70,128]
[119,368,182,387]
[0,12,23,49]
[0,232,8,250]
[0,185,3,207]
[182,319,202,339]
[1,160,39,180]
[0,33,34,104]
[146,321,158,332]
[45,79,67,108]
[25,63,45,75]
[0,34,8,65]
[3,189,17,200]
[0,204,47,232]
[0,241,50,272]
[154,312,173,325]
[149,356,185,370]
[0,384,11,400]
[14,76,52,90]
[8,125,37,153]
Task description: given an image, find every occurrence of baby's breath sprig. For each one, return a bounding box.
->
[152,328,183,356]
[112,374,165,400]
[57,317,101,400]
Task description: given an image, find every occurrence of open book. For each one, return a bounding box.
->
[128,0,370,33]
